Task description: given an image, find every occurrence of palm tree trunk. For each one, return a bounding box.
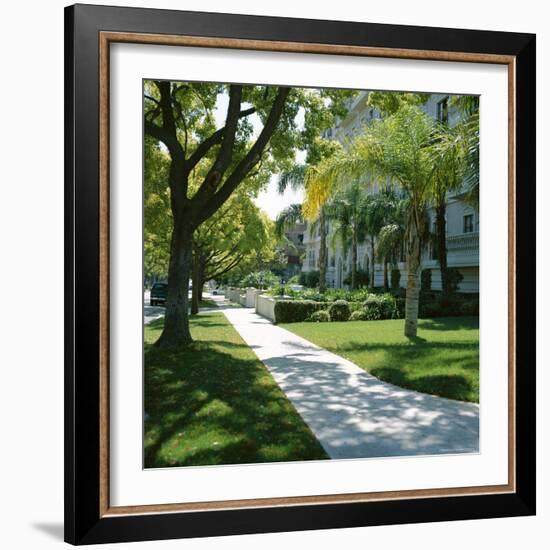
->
[318,208,327,293]
[351,227,358,290]
[404,208,422,338]
[156,216,193,348]
[383,258,389,291]
[435,197,449,293]
[370,235,376,288]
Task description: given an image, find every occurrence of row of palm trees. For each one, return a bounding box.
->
[275,97,479,338]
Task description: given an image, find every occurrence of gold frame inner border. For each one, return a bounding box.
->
[98,31,517,518]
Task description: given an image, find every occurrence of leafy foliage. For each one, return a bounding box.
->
[362,294,400,320]
[328,300,352,322]
[307,310,330,323]
[237,270,280,289]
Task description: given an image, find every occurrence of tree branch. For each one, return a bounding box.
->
[185,107,256,172]
[197,87,290,225]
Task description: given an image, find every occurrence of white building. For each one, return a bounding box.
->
[302,92,479,293]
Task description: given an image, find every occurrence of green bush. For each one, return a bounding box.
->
[307,310,330,322]
[239,270,279,289]
[273,300,329,323]
[298,271,320,288]
[328,300,351,322]
[362,293,399,319]
[349,310,369,321]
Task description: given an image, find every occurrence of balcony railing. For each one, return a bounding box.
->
[446,232,479,251]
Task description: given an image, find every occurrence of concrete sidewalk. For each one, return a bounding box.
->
[222,307,479,460]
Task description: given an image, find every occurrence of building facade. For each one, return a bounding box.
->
[302,92,479,293]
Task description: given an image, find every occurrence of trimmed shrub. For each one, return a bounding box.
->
[307,310,330,322]
[349,310,369,321]
[328,300,351,322]
[273,300,328,323]
[362,293,399,320]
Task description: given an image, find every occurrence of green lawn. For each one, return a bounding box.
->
[280,317,479,403]
[144,312,328,468]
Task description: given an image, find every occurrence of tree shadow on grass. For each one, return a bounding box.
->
[371,367,474,402]
[418,317,479,332]
[144,341,328,469]
[335,340,479,402]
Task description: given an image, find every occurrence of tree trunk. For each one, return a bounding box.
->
[404,208,422,338]
[351,228,358,290]
[198,273,205,302]
[156,219,193,348]
[383,258,389,291]
[191,251,200,315]
[435,197,449,293]
[370,235,376,288]
[318,208,327,293]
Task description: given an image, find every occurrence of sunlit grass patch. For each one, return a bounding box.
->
[280,317,479,403]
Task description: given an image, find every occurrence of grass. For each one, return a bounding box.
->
[198,298,217,308]
[144,312,328,468]
[280,317,479,403]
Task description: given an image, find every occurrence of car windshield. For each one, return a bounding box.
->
[152,283,167,290]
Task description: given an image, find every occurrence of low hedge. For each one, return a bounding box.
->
[274,299,362,323]
[273,292,478,323]
[274,300,330,323]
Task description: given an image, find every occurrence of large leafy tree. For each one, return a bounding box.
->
[144,137,171,282]
[190,195,275,313]
[144,80,352,347]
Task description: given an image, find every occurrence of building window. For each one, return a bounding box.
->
[297,233,303,244]
[437,97,449,124]
[463,213,474,233]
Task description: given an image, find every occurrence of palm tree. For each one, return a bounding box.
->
[451,96,480,208]
[278,165,330,292]
[274,203,303,239]
[305,105,435,337]
[430,121,468,294]
[375,193,408,289]
[324,181,369,289]
[376,223,404,288]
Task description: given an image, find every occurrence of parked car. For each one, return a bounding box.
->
[150,282,167,306]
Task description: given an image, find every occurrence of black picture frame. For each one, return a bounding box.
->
[65,3,536,545]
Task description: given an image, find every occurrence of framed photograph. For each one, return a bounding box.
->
[65,3,536,545]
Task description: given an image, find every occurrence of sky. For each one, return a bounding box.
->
[213,89,306,220]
